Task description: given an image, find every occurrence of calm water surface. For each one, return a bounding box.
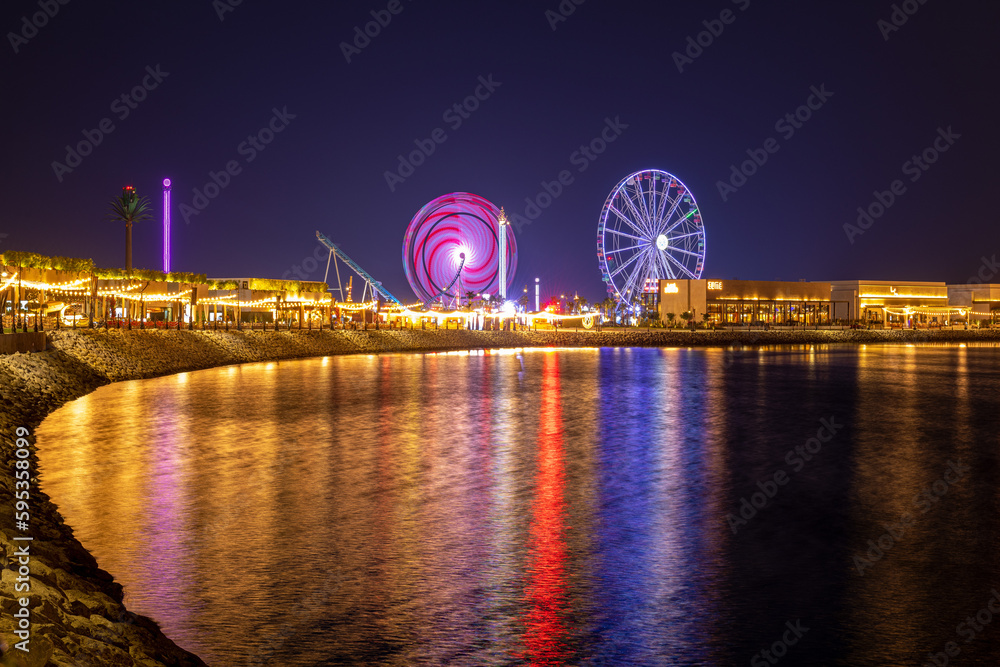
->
[37,345,1000,666]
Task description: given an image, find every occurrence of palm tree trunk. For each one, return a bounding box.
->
[89,274,95,328]
[126,221,133,272]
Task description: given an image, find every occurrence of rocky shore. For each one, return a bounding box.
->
[2,327,999,665]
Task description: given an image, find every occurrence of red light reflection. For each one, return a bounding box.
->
[520,353,569,665]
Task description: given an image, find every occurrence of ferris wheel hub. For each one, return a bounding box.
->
[655,234,669,251]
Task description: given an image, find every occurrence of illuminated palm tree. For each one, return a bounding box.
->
[108,185,151,273]
[597,297,612,325]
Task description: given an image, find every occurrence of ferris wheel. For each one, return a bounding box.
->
[402,192,515,307]
[597,169,706,309]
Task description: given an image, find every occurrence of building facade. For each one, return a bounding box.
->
[947,283,1000,323]
[827,280,961,326]
[658,279,834,325]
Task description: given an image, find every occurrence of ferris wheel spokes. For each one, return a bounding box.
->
[634,186,653,227]
[664,209,697,237]
[620,189,653,236]
[607,243,646,256]
[670,247,705,260]
[597,169,706,310]
[620,249,653,301]
[665,252,698,279]
[609,204,648,236]
[606,228,644,242]
[653,249,673,282]
[609,252,641,281]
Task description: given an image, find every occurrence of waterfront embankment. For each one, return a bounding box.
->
[2,327,1000,665]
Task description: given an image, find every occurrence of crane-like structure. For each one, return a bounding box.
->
[316,231,403,307]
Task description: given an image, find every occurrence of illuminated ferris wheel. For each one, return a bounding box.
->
[597,169,706,309]
[402,192,516,307]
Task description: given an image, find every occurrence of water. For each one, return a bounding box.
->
[36,345,1000,666]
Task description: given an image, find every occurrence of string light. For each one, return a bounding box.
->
[860,293,948,299]
[17,276,91,291]
[2,272,20,291]
[334,301,378,312]
[882,306,966,316]
[379,306,597,328]
[99,289,193,302]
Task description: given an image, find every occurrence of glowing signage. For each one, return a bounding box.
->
[707,281,723,290]
[664,283,679,294]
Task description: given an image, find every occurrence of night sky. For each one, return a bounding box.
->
[2,1,998,302]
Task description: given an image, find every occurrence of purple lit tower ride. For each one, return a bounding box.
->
[162,178,171,273]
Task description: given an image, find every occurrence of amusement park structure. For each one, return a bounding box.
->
[315,170,704,327]
[597,169,706,313]
[315,230,402,306]
[419,253,466,309]
[402,192,516,308]
[311,190,596,328]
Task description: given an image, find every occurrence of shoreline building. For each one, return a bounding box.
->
[657,279,837,325]
[206,277,331,324]
[947,283,1000,325]
[827,280,961,326]
[657,278,984,327]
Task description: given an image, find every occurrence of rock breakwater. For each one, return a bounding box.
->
[2,327,998,665]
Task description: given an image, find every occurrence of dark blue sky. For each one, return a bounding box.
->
[2,1,997,302]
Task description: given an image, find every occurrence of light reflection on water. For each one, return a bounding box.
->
[36,345,1000,666]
